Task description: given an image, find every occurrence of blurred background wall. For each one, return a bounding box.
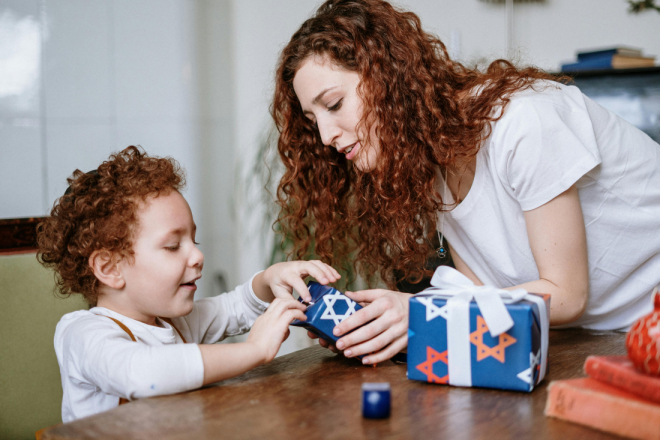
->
[1,0,659,355]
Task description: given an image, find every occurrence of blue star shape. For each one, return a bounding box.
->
[321,292,357,325]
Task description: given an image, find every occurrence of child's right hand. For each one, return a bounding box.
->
[247,298,307,363]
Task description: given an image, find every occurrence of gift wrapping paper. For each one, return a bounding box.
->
[407,267,550,392]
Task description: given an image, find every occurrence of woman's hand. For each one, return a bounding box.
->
[326,289,410,365]
[253,260,341,303]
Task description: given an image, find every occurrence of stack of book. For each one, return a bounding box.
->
[561,47,656,72]
[545,356,660,440]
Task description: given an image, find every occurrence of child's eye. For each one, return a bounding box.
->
[328,99,343,112]
[165,244,180,251]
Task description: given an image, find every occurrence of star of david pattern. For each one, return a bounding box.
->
[517,350,541,385]
[320,292,358,325]
[416,297,450,322]
[469,315,517,363]
[415,346,449,384]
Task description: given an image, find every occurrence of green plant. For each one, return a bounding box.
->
[628,0,660,13]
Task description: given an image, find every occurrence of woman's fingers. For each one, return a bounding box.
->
[333,295,391,336]
[307,331,341,353]
[334,313,392,350]
[344,289,389,304]
[343,325,405,358]
[361,334,408,365]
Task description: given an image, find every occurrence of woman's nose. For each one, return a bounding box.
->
[317,118,341,147]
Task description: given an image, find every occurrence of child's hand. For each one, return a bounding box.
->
[247,298,307,363]
[256,260,341,303]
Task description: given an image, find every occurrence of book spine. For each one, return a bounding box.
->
[561,56,613,72]
[585,357,660,404]
[577,50,618,62]
[545,380,660,440]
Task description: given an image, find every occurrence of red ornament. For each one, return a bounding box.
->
[626,288,660,376]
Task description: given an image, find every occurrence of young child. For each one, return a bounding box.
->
[37,146,340,423]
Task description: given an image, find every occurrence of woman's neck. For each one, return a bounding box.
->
[444,156,477,205]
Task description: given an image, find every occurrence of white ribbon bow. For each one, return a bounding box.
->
[415,266,549,388]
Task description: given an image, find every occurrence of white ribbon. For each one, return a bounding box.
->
[415,266,549,388]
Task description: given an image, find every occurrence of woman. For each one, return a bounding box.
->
[271,0,660,365]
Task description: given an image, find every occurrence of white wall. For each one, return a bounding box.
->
[0,0,203,217]
[0,0,237,299]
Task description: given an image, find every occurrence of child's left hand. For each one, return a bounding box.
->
[254,260,341,303]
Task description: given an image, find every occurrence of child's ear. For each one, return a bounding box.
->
[89,250,125,290]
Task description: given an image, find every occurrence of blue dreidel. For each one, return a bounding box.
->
[362,383,391,419]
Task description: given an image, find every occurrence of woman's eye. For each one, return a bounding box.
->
[328,98,343,112]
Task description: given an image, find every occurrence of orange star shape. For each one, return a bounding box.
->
[469,315,517,363]
[415,346,449,384]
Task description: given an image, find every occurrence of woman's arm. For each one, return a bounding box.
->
[451,185,588,325]
[449,185,589,325]
[513,184,589,325]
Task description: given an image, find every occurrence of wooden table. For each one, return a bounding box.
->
[43,329,627,440]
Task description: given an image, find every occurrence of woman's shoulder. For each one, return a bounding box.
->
[502,81,585,116]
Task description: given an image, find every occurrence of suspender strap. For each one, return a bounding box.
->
[102,316,137,341]
[90,314,185,408]
[160,317,187,343]
[95,314,186,343]
[94,315,134,406]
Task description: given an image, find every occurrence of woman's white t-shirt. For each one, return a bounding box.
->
[54,275,269,422]
[439,82,660,330]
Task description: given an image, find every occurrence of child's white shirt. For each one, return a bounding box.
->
[54,274,269,423]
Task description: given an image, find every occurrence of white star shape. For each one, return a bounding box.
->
[320,292,357,325]
[517,350,541,387]
[417,297,449,322]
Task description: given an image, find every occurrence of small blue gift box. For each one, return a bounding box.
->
[290,282,362,345]
[407,267,550,392]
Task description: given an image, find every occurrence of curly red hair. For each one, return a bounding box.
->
[272,0,563,288]
[37,146,185,305]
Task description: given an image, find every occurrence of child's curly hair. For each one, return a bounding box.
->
[37,146,186,305]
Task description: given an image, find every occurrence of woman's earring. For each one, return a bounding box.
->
[436,246,447,259]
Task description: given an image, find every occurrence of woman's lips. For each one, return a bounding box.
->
[345,142,360,160]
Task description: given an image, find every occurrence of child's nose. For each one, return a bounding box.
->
[190,245,204,269]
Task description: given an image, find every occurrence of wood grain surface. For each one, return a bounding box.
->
[42,329,627,440]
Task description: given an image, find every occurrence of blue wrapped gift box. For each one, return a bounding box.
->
[407,267,550,392]
[290,282,362,345]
